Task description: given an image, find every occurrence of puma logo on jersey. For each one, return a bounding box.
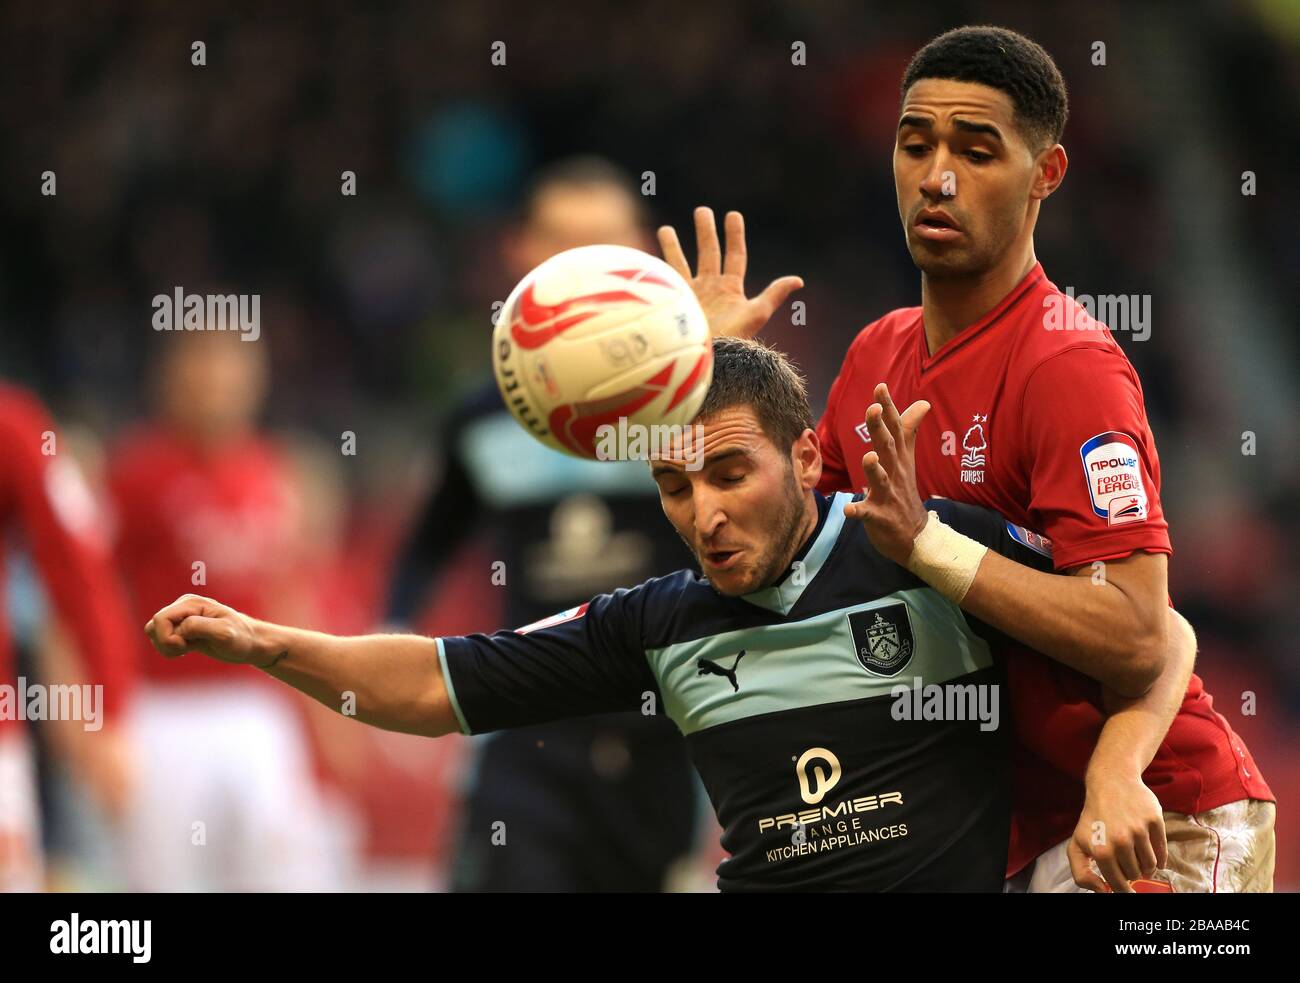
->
[697,650,746,691]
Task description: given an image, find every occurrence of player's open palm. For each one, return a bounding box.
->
[144,593,264,666]
[658,206,803,339]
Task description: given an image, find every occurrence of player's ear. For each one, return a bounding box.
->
[1031,143,1068,201]
[792,428,822,491]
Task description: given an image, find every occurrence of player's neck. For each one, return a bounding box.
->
[770,491,822,588]
[165,419,251,455]
[920,245,1038,356]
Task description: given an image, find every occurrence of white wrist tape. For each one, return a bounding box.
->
[904,510,988,604]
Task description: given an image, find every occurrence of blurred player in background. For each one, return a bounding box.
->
[107,329,344,891]
[387,157,699,892]
[0,384,137,891]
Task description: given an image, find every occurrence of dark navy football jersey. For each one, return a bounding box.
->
[439,492,1055,892]
[388,381,691,628]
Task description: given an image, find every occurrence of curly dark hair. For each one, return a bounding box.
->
[900,26,1068,150]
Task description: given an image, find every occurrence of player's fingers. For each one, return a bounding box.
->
[1094,850,1130,893]
[1135,829,1160,879]
[147,595,214,643]
[875,384,904,439]
[174,615,242,660]
[1067,839,1110,893]
[723,210,747,281]
[861,451,890,498]
[1150,815,1168,870]
[844,494,882,523]
[1119,837,1144,885]
[754,276,804,325]
[1097,842,1137,893]
[694,206,721,276]
[657,225,692,280]
[143,615,187,658]
[176,615,232,642]
[899,400,932,449]
[864,404,899,472]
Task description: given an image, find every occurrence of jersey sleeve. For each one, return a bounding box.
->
[1019,347,1171,570]
[436,587,659,735]
[815,344,855,495]
[925,498,1056,574]
[0,392,137,715]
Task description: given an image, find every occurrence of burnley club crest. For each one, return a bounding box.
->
[848,604,916,676]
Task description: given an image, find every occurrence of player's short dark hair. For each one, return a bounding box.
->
[696,337,813,455]
[900,26,1068,149]
[520,155,646,224]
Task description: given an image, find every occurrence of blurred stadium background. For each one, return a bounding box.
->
[0,0,1296,890]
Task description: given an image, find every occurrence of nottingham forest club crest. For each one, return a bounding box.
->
[960,414,988,484]
[847,604,916,677]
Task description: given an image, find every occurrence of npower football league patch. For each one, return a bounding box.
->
[1079,431,1148,526]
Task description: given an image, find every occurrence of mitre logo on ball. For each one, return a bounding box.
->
[492,244,713,460]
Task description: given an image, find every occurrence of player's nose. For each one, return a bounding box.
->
[918,151,955,200]
[692,491,726,540]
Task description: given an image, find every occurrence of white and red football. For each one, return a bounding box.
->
[492,244,712,459]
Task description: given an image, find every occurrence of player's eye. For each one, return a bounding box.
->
[902,143,928,156]
[966,150,993,162]
[720,474,745,485]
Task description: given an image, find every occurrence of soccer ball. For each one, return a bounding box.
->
[492,244,713,459]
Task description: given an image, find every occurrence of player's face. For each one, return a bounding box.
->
[893,79,1041,278]
[509,185,649,276]
[650,406,821,596]
[158,335,268,442]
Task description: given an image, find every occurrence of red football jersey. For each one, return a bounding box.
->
[816,262,1273,874]
[108,426,305,684]
[0,386,136,731]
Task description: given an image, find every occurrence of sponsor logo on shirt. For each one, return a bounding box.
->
[796,747,841,804]
[696,649,746,692]
[756,745,904,833]
[1079,431,1148,526]
[853,420,872,445]
[960,413,989,484]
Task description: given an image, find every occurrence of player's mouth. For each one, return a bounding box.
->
[913,208,963,242]
[702,547,744,571]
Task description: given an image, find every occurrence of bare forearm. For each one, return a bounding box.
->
[255,622,455,737]
[959,550,1168,696]
[1087,609,1196,783]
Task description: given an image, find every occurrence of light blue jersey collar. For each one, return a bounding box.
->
[741,491,852,616]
